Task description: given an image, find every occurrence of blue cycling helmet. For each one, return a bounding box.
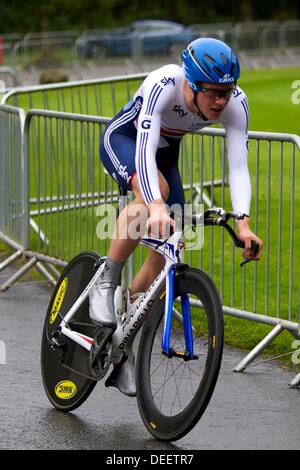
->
[182,37,240,90]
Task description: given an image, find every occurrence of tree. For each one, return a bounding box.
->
[0,0,299,34]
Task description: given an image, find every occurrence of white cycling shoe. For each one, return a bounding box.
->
[89,257,124,328]
[89,282,117,328]
[113,349,136,397]
[108,290,144,397]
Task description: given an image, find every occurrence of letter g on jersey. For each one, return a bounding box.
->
[141,119,151,129]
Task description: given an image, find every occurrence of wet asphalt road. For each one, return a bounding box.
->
[0,270,299,450]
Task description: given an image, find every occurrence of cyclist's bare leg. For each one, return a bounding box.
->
[107,171,169,296]
[89,172,170,326]
[93,172,169,395]
[108,170,169,261]
[129,249,165,295]
[107,195,146,263]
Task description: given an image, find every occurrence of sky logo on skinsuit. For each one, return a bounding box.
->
[117,164,131,184]
[161,76,175,86]
[134,96,143,111]
[172,104,188,118]
[123,96,143,112]
[233,87,242,98]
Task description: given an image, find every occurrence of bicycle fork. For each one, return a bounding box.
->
[162,264,198,361]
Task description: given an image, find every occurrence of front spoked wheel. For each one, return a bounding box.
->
[136,267,224,441]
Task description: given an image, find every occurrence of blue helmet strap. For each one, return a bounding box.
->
[193,91,208,121]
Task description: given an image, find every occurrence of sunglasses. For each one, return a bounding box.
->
[199,86,234,100]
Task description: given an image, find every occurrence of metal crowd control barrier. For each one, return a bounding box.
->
[0,66,18,88]
[0,104,63,287]
[1,19,300,69]
[13,108,299,386]
[0,102,299,386]
[196,128,300,388]
[1,73,147,114]
[24,110,113,261]
[12,37,79,70]
[0,104,26,254]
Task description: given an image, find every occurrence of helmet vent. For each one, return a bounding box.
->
[201,61,213,75]
[220,53,227,65]
[213,66,224,78]
[190,48,203,69]
[204,54,215,63]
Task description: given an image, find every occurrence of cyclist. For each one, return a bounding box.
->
[89,37,263,396]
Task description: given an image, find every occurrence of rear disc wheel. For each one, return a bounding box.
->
[41,251,103,411]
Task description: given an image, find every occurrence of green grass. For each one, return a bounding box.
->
[6,66,300,134]
[239,67,300,134]
[2,66,300,371]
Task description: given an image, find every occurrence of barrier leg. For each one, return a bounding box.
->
[43,262,61,280]
[35,262,57,287]
[233,323,284,372]
[0,257,38,292]
[0,249,23,272]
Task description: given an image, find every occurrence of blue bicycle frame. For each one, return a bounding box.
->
[141,234,196,361]
[162,265,196,360]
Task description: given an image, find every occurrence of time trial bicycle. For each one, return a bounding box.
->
[41,189,258,442]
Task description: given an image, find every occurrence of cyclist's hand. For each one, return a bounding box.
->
[236,217,263,260]
[147,200,175,239]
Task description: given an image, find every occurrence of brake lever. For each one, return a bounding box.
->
[240,240,260,267]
